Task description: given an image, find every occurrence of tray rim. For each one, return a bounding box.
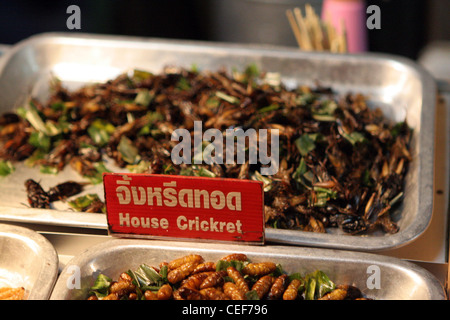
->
[0,223,59,300]
[0,32,438,252]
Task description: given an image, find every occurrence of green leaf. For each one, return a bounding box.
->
[126,160,151,173]
[40,165,59,175]
[295,134,316,156]
[245,290,260,300]
[176,77,191,91]
[215,260,247,273]
[132,69,153,82]
[0,160,15,177]
[134,89,154,107]
[250,171,272,192]
[258,104,280,114]
[215,91,240,104]
[87,119,115,147]
[85,162,110,184]
[118,136,141,164]
[68,194,102,212]
[342,131,367,146]
[24,149,46,167]
[304,270,335,300]
[28,131,51,152]
[89,274,112,298]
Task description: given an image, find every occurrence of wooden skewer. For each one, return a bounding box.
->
[286,5,348,53]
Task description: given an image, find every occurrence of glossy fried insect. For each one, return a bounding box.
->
[192,262,216,274]
[267,274,289,300]
[168,254,204,271]
[226,266,249,294]
[47,181,87,202]
[223,282,246,300]
[25,179,50,209]
[199,271,227,289]
[167,261,201,284]
[144,290,158,300]
[242,262,277,276]
[200,287,229,300]
[220,253,248,262]
[109,272,136,297]
[176,287,203,300]
[180,272,212,290]
[157,284,173,300]
[251,275,275,299]
[282,279,303,300]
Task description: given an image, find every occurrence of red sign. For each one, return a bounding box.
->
[103,173,265,244]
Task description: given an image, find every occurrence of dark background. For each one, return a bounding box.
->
[0,0,448,60]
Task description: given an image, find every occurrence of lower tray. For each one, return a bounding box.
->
[50,238,446,300]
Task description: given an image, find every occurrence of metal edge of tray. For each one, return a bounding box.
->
[49,238,447,300]
[0,223,59,300]
[0,32,438,251]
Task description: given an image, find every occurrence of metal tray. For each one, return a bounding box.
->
[0,32,437,251]
[49,239,446,300]
[0,223,59,300]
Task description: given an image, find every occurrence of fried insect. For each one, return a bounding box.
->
[226,266,249,294]
[199,271,227,289]
[109,272,136,297]
[242,262,277,276]
[220,253,248,262]
[176,287,203,300]
[282,279,303,300]
[223,282,246,300]
[47,181,86,202]
[144,290,158,300]
[192,262,216,274]
[25,179,50,208]
[180,272,212,290]
[267,274,289,300]
[157,284,173,300]
[168,254,204,271]
[251,275,275,299]
[0,287,25,300]
[167,261,201,284]
[200,287,230,300]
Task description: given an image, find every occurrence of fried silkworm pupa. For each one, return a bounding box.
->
[109,272,136,297]
[199,271,227,289]
[176,287,203,300]
[223,282,246,300]
[267,274,289,300]
[282,279,303,300]
[242,262,277,277]
[180,272,212,290]
[157,284,173,300]
[167,261,201,284]
[192,262,216,274]
[251,275,275,299]
[144,290,158,300]
[226,266,249,294]
[200,287,230,300]
[167,254,204,271]
[220,253,248,262]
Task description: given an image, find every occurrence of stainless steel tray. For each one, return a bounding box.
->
[49,239,446,300]
[0,223,59,300]
[0,32,437,251]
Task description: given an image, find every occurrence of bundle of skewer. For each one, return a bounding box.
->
[286,4,347,53]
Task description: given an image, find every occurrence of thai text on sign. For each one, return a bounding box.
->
[103,173,265,243]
